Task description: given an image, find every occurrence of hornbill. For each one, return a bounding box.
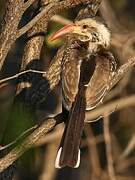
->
[49,17,117,168]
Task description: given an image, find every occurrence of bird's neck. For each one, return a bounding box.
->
[87,42,98,54]
[87,42,109,55]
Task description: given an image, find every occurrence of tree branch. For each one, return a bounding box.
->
[0,0,32,70]
[85,95,135,122]
[0,116,57,173]
[0,69,46,85]
[104,115,116,180]
[17,0,94,38]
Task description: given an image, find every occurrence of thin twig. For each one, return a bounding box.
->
[85,125,101,177]
[39,126,62,180]
[0,69,46,84]
[120,134,135,160]
[104,115,116,180]
[106,71,131,100]
[39,142,58,180]
[85,95,135,122]
[116,157,135,172]
[109,58,135,91]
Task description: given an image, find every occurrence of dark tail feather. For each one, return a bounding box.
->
[55,87,86,168]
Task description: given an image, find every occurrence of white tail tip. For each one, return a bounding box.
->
[55,147,62,168]
[74,149,80,168]
[55,147,81,168]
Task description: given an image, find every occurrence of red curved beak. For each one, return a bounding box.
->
[49,24,76,41]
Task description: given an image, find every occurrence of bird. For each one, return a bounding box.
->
[50,17,117,168]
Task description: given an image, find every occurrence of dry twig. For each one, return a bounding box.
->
[0,117,56,173]
[120,134,135,160]
[104,115,116,180]
[85,125,101,178]
[85,95,135,122]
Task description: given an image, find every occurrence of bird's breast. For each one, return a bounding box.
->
[62,48,116,111]
[62,46,96,110]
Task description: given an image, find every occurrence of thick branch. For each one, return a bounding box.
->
[0,117,57,173]
[0,0,28,70]
[17,0,95,38]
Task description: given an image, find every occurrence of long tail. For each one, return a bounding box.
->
[55,58,94,168]
[55,87,86,168]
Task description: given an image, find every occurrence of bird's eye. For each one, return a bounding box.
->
[82,25,88,29]
[92,32,98,37]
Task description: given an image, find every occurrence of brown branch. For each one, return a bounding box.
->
[39,126,62,180]
[106,71,131,101]
[85,125,101,177]
[116,157,135,173]
[17,0,95,38]
[85,95,135,122]
[39,142,58,180]
[35,124,63,147]
[0,125,38,152]
[120,134,135,160]
[0,116,57,173]
[16,0,46,94]
[110,58,135,89]
[0,0,32,70]
[0,69,46,84]
[104,115,116,180]
[1,125,103,154]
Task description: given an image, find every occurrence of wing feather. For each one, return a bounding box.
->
[86,52,116,110]
[62,48,81,110]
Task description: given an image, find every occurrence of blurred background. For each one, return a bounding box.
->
[0,0,135,179]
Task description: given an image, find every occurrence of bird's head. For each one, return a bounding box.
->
[50,18,111,52]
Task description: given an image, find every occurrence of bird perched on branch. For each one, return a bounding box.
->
[49,16,117,168]
[28,7,117,168]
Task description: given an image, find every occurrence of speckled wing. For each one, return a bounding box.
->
[62,48,81,110]
[86,52,117,110]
